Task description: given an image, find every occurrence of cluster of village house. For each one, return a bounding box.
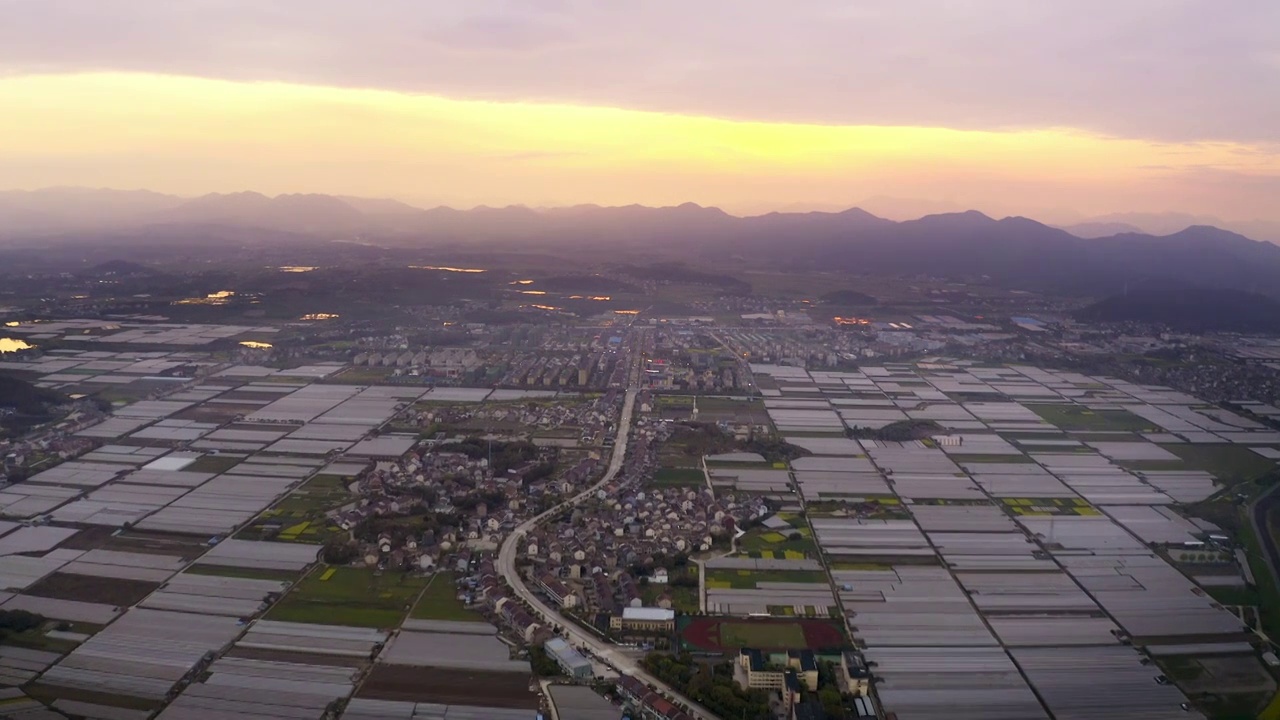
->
[330,441,601,570]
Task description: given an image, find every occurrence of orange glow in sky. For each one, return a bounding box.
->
[0,72,1277,220]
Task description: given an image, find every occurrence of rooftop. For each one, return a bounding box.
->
[622,607,676,622]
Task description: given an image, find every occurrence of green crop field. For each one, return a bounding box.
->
[737,526,817,558]
[1164,444,1277,484]
[237,475,353,544]
[649,467,706,487]
[409,571,480,621]
[641,583,699,614]
[1120,445,1277,485]
[1028,404,1157,432]
[181,454,244,474]
[267,566,427,628]
[328,366,398,385]
[950,453,1034,464]
[271,475,353,514]
[705,569,828,589]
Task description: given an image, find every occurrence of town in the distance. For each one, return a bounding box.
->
[2,239,1280,720]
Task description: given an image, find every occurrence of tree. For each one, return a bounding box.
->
[819,686,844,717]
[529,644,563,677]
[0,609,45,637]
[322,537,359,565]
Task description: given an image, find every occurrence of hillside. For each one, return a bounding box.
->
[1056,221,1144,238]
[1075,283,1280,333]
[4,189,1280,297]
[820,290,879,305]
[152,192,368,233]
[0,373,69,438]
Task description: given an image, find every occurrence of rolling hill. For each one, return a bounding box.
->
[1076,282,1280,333]
[4,189,1280,298]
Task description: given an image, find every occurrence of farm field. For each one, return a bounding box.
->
[648,467,706,487]
[1001,497,1102,516]
[736,524,817,559]
[180,453,244,474]
[408,571,480,621]
[950,453,1035,464]
[1162,444,1277,484]
[25,572,159,607]
[358,666,539,709]
[1028,404,1157,432]
[641,583,699,614]
[694,397,771,424]
[705,569,828,589]
[266,566,427,628]
[328,366,399,385]
[182,564,302,582]
[237,474,353,544]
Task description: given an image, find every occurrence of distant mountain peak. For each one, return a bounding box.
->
[918,209,994,223]
[837,207,880,218]
[672,202,730,216]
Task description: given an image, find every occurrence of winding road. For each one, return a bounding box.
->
[497,388,719,720]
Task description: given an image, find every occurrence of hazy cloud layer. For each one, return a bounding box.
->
[2,0,1277,142]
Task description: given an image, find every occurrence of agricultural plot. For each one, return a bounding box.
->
[238,474,354,544]
[266,567,427,628]
[179,453,244,475]
[693,396,770,424]
[949,453,1036,465]
[408,572,479,622]
[752,361,1259,720]
[345,698,534,720]
[1029,404,1158,432]
[647,467,706,488]
[379,630,527,672]
[141,572,289,617]
[38,608,243,704]
[641,582,699,614]
[1000,497,1101,517]
[25,572,159,607]
[357,666,538,709]
[736,525,818,559]
[1158,444,1277,484]
[182,564,302,582]
[236,620,387,659]
[653,395,695,422]
[705,569,828,589]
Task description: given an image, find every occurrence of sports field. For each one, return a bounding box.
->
[678,616,845,652]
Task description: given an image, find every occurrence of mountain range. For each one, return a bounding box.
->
[4,188,1280,297]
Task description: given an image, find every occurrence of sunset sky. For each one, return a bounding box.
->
[1,1,1277,221]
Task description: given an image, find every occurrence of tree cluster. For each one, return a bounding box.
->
[451,438,544,475]
[0,609,45,637]
[845,419,943,442]
[642,652,770,720]
[529,643,564,677]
